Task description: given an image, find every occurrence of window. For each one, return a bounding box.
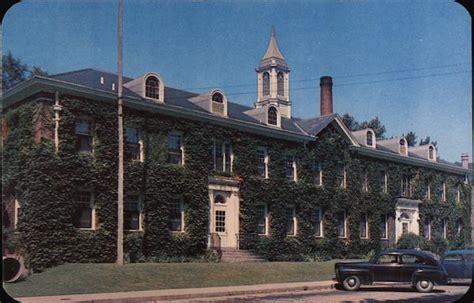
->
[262,72,270,96]
[256,205,268,235]
[425,181,431,199]
[73,191,94,229]
[428,146,434,160]
[124,194,142,231]
[145,76,160,99]
[14,199,20,230]
[337,211,346,238]
[423,217,431,240]
[286,207,296,236]
[313,208,323,237]
[377,254,397,264]
[125,127,141,161]
[401,175,411,197]
[380,171,387,193]
[313,161,322,186]
[75,118,92,152]
[256,147,268,178]
[214,194,226,204]
[401,254,423,264]
[277,72,284,96]
[380,215,388,239]
[456,186,461,203]
[366,131,373,146]
[212,92,223,103]
[457,219,463,236]
[215,210,226,232]
[268,107,278,126]
[214,141,232,173]
[285,155,296,181]
[440,181,446,202]
[362,171,368,192]
[168,198,184,232]
[402,222,408,235]
[443,219,448,239]
[399,139,407,155]
[336,164,346,189]
[168,133,183,165]
[360,213,368,239]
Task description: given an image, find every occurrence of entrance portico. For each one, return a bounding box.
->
[395,198,422,241]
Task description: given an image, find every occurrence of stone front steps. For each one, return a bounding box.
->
[219,248,266,263]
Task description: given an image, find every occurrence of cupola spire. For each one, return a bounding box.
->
[259,27,288,69]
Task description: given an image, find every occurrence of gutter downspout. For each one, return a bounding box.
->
[53,91,62,153]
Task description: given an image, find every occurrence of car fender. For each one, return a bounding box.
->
[338,268,372,284]
[412,268,446,285]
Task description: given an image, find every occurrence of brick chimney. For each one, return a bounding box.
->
[320,76,333,116]
[462,152,469,169]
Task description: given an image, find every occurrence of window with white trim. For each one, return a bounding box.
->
[168,197,184,232]
[286,207,297,236]
[125,127,142,161]
[443,219,447,239]
[401,175,411,197]
[14,199,20,230]
[73,190,95,229]
[75,118,93,152]
[440,181,446,202]
[337,211,347,238]
[313,208,323,237]
[380,171,387,193]
[262,72,270,96]
[360,213,368,239]
[425,181,431,200]
[213,140,232,173]
[256,204,268,235]
[366,131,373,146]
[268,107,278,126]
[336,163,346,189]
[124,194,142,231]
[285,155,296,181]
[456,186,461,203]
[380,215,388,239]
[313,161,322,186]
[145,76,160,99]
[257,147,268,178]
[457,219,463,236]
[168,133,183,165]
[423,217,431,240]
[362,171,368,192]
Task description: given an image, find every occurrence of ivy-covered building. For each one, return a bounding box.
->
[2,30,471,270]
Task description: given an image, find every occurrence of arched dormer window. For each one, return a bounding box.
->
[366,131,373,146]
[212,92,223,103]
[277,72,284,96]
[145,76,160,99]
[399,138,407,155]
[263,72,270,96]
[268,107,278,126]
[428,146,434,160]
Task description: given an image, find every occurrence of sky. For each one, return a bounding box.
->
[2,0,472,163]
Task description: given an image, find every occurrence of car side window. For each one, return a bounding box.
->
[377,254,398,264]
[444,254,463,262]
[401,254,423,264]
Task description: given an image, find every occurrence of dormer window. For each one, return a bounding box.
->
[268,107,278,126]
[263,72,270,96]
[399,138,407,155]
[367,131,373,146]
[277,72,284,96]
[212,92,223,103]
[145,76,160,99]
[428,146,434,160]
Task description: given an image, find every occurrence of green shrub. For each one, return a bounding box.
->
[397,233,427,250]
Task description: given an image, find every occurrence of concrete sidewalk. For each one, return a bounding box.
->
[15,280,335,303]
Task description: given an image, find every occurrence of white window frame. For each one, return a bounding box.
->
[443,219,447,239]
[457,220,463,236]
[169,196,185,233]
[337,211,347,239]
[380,215,388,239]
[74,190,96,231]
[256,204,269,236]
[456,187,461,203]
[168,131,184,166]
[314,207,323,238]
[380,171,387,193]
[213,140,233,173]
[362,171,368,192]
[401,175,411,197]
[336,164,346,189]
[14,199,20,230]
[441,182,446,202]
[285,155,297,182]
[426,182,431,200]
[314,161,323,186]
[257,147,269,179]
[424,217,431,240]
[360,213,369,239]
[125,126,144,162]
[124,193,144,231]
[286,206,297,236]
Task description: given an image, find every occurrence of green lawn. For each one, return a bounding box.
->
[4,259,363,298]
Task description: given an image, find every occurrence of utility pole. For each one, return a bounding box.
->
[117,0,124,266]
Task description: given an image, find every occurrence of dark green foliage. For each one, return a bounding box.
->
[3,98,471,271]
[397,233,427,250]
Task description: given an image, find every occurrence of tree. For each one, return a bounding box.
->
[341,113,360,131]
[419,136,437,147]
[403,131,418,147]
[2,51,48,90]
[340,113,386,138]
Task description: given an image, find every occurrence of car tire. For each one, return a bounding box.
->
[415,278,434,293]
[342,275,361,291]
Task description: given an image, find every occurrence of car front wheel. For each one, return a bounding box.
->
[342,275,361,291]
[415,278,434,293]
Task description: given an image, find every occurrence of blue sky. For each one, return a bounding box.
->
[3,0,471,163]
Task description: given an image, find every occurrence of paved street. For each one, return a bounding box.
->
[170,284,470,303]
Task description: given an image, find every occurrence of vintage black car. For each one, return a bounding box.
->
[335,250,448,292]
[441,249,473,280]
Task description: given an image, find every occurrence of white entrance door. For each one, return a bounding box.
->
[209,189,240,249]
